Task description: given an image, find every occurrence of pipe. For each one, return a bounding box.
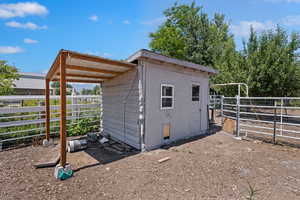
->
[68,139,87,153]
[212,83,249,97]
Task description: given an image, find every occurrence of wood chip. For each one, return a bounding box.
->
[158,157,170,163]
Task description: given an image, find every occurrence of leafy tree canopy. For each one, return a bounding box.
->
[51,81,73,95]
[149,1,300,97]
[81,85,100,95]
[241,27,300,97]
[149,2,235,68]
[0,60,19,95]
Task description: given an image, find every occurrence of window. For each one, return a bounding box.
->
[161,84,174,109]
[192,84,200,101]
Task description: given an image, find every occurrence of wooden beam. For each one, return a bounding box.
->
[66,64,121,75]
[60,52,67,167]
[52,79,103,83]
[46,49,63,80]
[56,73,110,80]
[68,51,136,69]
[45,78,50,141]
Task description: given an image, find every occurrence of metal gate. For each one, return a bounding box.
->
[212,96,300,142]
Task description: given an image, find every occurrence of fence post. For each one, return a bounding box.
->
[273,101,277,144]
[280,98,283,136]
[209,95,214,124]
[71,88,77,124]
[235,95,240,138]
[221,95,224,125]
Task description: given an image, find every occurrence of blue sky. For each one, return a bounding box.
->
[1,0,300,73]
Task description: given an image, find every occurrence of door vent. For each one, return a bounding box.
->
[163,123,170,140]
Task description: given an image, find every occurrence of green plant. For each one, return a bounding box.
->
[245,181,260,200]
[67,118,98,136]
[0,60,20,95]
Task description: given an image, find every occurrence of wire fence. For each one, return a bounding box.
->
[0,95,101,150]
[210,95,300,143]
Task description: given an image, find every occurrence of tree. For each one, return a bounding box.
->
[80,85,100,95]
[0,60,19,95]
[92,85,101,95]
[149,2,240,95]
[149,2,300,97]
[241,26,300,97]
[51,81,73,95]
[149,2,235,67]
[81,88,93,95]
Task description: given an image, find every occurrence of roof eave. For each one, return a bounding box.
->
[127,49,218,75]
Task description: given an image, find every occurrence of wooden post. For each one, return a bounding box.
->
[60,52,67,167]
[45,79,50,141]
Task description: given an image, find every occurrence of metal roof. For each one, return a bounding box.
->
[127,49,218,74]
[14,72,46,89]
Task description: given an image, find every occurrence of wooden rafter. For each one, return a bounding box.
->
[68,51,136,69]
[52,79,102,83]
[46,49,63,80]
[66,64,122,75]
[56,73,110,80]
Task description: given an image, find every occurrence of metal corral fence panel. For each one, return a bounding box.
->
[209,95,222,109]
[0,95,101,149]
[217,96,300,142]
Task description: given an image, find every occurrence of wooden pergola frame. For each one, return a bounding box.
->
[45,49,136,167]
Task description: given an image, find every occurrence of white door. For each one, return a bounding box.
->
[190,83,201,135]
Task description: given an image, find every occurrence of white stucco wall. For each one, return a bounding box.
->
[143,60,210,150]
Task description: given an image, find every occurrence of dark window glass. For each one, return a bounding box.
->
[161,85,173,108]
[192,85,200,101]
[162,98,173,108]
[162,86,173,96]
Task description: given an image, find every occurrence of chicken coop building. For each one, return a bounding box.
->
[45,49,217,167]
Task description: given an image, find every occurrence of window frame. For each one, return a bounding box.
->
[160,84,174,110]
[192,83,200,102]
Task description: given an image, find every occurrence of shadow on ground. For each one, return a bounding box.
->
[73,140,139,172]
[67,124,222,172]
[161,123,222,150]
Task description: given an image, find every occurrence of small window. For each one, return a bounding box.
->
[192,84,200,101]
[161,84,174,109]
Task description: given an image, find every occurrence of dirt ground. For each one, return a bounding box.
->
[1,131,300,200]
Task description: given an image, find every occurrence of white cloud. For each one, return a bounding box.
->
[0,2,48,19]
[5,21,47,30]
[141,17,165,26]
[89,15,98,22]
[230,21,276,38]
[123,20,131,25]
[282,15,300,26]
[24,38,38,44]
[0,46,23,54]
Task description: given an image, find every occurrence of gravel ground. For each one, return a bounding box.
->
[1,131,300,200]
